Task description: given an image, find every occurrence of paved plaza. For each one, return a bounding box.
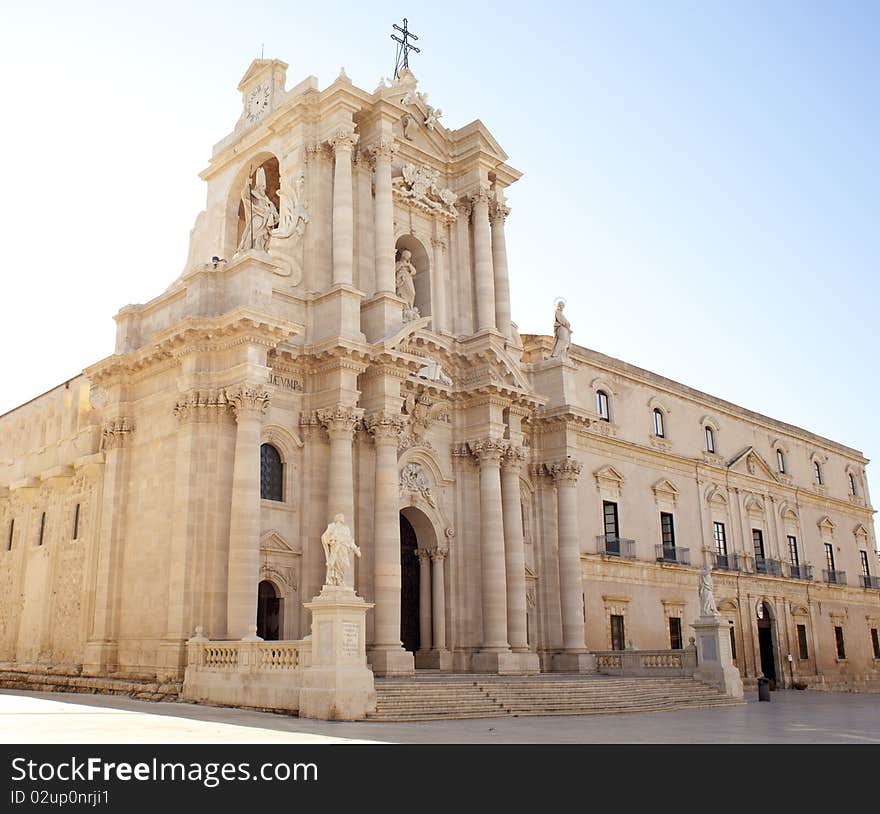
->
[1,689,878,744]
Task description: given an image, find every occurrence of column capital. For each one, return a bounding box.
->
[367,137,397,165]
[316,404,364,439]
[416,548,432,563]
[470,186,491,211]
[501,444,528,473]
[227,385,271,419]
[468,437,509,465]
[430,546,448,564]
[431,235,448,251]
[330,127,359,153]
[490,200,511,225]
[548,456,583,484]
[454,199,472,219]
[173,389,234,424]
[101,417,134,451]
[365,410,406,442]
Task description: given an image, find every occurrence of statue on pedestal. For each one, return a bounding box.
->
[395,249,420,321]
[698,565,720,618]
[550,300,571,360]
[320,513,361,587]
[237,167,279,253]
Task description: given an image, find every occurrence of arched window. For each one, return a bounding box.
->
[776,449,786,474]
[260,443,284,502]
[653,408,665,438]
[813,461,823,486]
[849,473,858,497]
[596,390,610,422]
[705,426,716,454]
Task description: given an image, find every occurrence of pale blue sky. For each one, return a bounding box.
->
[1,1,877,497]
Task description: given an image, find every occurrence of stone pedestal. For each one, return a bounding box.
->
[415,649,455,671]
[691,616,744,698]
[552,652,597,674]
[360,292,405,342]
[472,650,540,675]
[299,585,377,721]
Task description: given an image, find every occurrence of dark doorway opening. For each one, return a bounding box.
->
[757,602,777,686]
[257,580,281,641]
[400,514,420,652]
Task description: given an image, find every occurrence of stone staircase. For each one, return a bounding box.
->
[367,674,743,721]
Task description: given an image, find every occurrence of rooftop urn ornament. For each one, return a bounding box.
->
[391,17,420,78]
[698,565,720,618]
[320,513,361,587]
[237,166,278,253]
[549,298,571,360]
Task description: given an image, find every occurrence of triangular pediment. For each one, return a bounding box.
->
[817,515,835,532]
[652,478,679,498]
[728,446,778,481]
[237,59,288,91]
[594,465,625,485]
[260,530,300,555]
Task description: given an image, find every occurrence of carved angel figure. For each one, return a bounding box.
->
[273,172,309,240]
[698,565,720,618]
[424,105,443,130]
[550,301,572,360]
[404,390,449,441]
[237,167,279,253]
[320,513,361,587]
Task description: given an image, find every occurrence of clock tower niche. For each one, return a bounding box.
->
[236,58,288,129]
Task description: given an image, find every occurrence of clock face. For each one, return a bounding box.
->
[246,84,270,122]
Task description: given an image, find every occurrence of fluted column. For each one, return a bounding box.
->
[470,438,510,651]
[550,458,587,652]
[366,411,414,675]
[226,386,270,640]
[317,404,362,589]
[430,546,448,651]
[417,548,432,651]
[372,138,396,294]
[431,235,448,333]
[490,199,512,337]
[471,188,496,332]
[331,127,358,286]
[501,446,529,652]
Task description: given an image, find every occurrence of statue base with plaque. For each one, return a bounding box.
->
[299,584,377,721]
[691,615,744,698]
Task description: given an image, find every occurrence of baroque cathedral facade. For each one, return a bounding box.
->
[1,59,878,691]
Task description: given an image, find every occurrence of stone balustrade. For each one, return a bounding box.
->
[592,647,698,677]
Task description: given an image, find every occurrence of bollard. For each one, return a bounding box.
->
[757,675,771,702]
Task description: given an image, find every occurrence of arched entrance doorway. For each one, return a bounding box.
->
[257,580,282,641]
[756,601,777,686]
[399,514,420,653]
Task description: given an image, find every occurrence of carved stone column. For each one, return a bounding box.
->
[317,405,363,591]
[83,417,133,674]
[417,548,432,651]
[430,546,448,653]
[501,446,529,653]
[471,188,496,332]
[431,235,448,333]
[372,138,396,294]
[470,438,511,669]
[490,199,512,337]
[331,127,358,286]
[225,387,269,640]
[549,458,594,672]
[365,411,413,675]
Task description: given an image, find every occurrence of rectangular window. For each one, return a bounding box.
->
[797,624,809,660]
[729,624,737,661]
[660,512,675,549]
[777,449,786,473]
[603,501,619,541]
[37,512,46,547]
[610,614,625,651]
[752,529,765,561]
[713,522,727,557]
[872,629,880,660]
[834,625,846,660]
[669,617,683,650]
[705,426,715,453]
[653,410,664,437]
[597,391,610,421]
[72,504,80,541]
[6,519,13,552]
[787,535,799,566]
[860,550,870,577]
[824,543,835,573]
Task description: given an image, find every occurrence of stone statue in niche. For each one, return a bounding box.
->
[698,565,720,618]
[549,300,572,360]
[395,249,420,321]
[272,172,309,240]
[237,167,279,253]
[320,513,361,587]
[401,113,417,140]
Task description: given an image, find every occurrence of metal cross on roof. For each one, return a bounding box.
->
[392,18,420,78]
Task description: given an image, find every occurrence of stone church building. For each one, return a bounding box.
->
[1,59,878,692]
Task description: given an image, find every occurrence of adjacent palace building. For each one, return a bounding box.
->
[1,59,878,693]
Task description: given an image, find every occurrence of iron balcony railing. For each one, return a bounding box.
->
[788,563,813,581]
[712,552,742,572]
[860,574,880,590]
[597,536,637,559]
[655,544,690,565]
[823,569,847,586]
[754,557,783,576]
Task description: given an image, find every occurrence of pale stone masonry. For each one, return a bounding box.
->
[0,59,877,694]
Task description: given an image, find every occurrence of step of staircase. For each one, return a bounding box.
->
[367,675,743,721]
